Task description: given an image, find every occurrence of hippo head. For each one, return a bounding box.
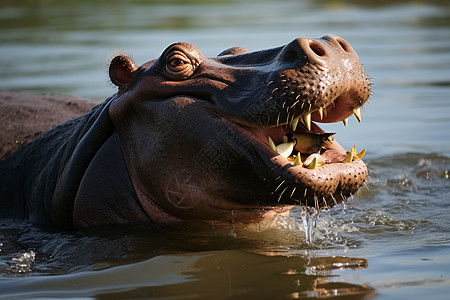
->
[108,35,371,225]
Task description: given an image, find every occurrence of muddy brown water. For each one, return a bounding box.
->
[0,0,449,299]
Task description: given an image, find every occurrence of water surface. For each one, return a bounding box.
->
[0,0,449,299]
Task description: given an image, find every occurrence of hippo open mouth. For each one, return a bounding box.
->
[227,97,369,209]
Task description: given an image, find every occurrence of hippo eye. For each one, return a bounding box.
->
[170,59,185,67]
[164,50,195,80]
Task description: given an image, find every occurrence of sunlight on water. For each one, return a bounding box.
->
[7,250,35,274]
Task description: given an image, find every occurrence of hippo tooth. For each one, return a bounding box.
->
[355,148,367,160]
[318,107,323,120]
[308,157,318,169]
[291,116,300,131]
[342,118,348,127]
[303,113,311,131]
[343,149,354,163]
[268,137,277,151]
[294,154,302,166]
[282,135,288,143]
[353,107,362,123]
[276,142,295,158]
[303,153,326,169]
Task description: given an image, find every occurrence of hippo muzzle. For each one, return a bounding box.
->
[105,34,371,225]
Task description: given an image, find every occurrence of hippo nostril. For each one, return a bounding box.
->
[322,34,356,54]
[338,40,348,52]
[309,42,325,57]
[280,38,326,63]
[337,39,352,53]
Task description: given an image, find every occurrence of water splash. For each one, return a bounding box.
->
[301,207,320,244]
[8,250,36,274]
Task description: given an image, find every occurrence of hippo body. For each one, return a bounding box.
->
[0,35,371,229]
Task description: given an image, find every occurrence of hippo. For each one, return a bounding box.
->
[0,35,371,229]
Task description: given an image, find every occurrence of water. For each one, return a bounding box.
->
[1,0,450,299]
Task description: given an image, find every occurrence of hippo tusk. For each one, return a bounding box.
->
[308,157,317,169]
[302,113,312,131]
[303,153,326,169]
[356,148,367,160]
[291,116,300,131]
[342,117,348,127]
[353,107,362,122]
[268,136,277,151]
[343,149,354,163]
[276,142,295,158]
[318,107,323,120]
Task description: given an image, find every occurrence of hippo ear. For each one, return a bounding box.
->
[109,55,138,90]
[218,46,249,56]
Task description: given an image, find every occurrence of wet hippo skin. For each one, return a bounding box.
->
[0,35,371,229]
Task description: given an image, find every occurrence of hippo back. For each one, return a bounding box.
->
[0,94,113,227]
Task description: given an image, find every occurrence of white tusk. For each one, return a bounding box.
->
[276,142,295,158]
[342,118,348,127]
[353,107,362,122]
[303,153,326,168]
[303,113,311,131]
[268,137,277,151]
[291,116,300,131]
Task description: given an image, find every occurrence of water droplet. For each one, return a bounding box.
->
[211,220,216,235]
[230,210,236,237]
[301,207,320,244]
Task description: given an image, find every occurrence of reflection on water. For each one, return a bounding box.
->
[0,244,374,299]
[0,218,376,299]
[0,0,450,299]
